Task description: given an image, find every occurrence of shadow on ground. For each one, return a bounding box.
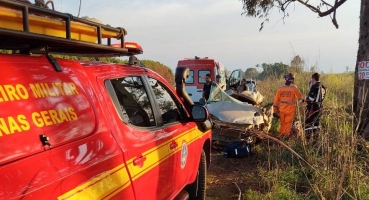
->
[206,149,264,200]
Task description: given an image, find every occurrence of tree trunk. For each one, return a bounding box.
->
[354,0,369,138]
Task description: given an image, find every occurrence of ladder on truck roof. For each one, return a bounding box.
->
[0,0,138,57]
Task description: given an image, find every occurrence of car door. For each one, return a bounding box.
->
[228,69,243,87]
[100,75,174,200]
[145,76,200,196]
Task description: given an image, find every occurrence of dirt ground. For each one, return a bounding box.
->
[206,148,263,200]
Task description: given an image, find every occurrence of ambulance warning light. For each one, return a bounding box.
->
[111,42,143,55]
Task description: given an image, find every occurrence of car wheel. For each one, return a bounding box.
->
[186,149,207,200]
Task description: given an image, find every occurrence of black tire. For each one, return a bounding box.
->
[186,149,207,200]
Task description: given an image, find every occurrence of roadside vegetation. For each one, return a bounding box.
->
[207,63,369,199]
[0,50,175,85]
[52,55,175,84]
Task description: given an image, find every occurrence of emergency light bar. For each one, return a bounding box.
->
[112,42,143,55]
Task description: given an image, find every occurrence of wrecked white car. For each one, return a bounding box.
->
[202,83,273,145]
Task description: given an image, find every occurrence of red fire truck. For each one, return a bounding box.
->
[0,1,211,199]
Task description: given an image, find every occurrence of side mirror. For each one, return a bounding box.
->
[190,105,209,122]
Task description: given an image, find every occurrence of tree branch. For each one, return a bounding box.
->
[321,0,333,7]
[241,0,348,30]
[293,0,346,28]
[233,182,242,200]
[296,0,323,13]
[332,0,339,28]
[279,0,292,12]
[319,0,347,17]
[295,0,347,17]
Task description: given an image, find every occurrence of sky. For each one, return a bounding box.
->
[57,0,360,73]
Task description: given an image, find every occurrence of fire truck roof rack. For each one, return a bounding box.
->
[0,0,137,57]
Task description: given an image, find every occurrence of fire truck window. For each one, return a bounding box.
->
[148,77,184,124]
[110,77,156,127]
[185,70,194,84]
[199,70,211,84]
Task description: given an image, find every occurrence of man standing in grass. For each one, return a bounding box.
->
[305,72,326,139]
[273,72,303,137]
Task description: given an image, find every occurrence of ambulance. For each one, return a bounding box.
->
[176,57,243,103]
[0,1,212,199]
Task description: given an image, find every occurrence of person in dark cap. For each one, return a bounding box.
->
[305,72,326,140]
[202,74,212,101]
[215,75,221,84]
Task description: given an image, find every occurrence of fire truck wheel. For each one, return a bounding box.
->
[186,149,207,200]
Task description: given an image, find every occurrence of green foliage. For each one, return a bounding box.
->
[47,54,176,85]
[358,183,369,200]
[0,49,175,86]
[140,60,174,85]
[0,49,11,54]
[244,67,259,79]
[100,59,174,85]
[256,62,290,80]
[52,54,125,64]
[240,0,274,19]
[240,0,348,30]
[270,117,280,133]
[290,55,305,73]
[244,189,263,200]
[266,185,304,200]
[254,55,306,81]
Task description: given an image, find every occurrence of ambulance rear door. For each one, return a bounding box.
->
[177,59,215,103]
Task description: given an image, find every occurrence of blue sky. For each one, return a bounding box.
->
[58,0,359,73]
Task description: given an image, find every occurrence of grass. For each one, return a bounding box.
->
[255,72,369,199]
[207,71,369,200]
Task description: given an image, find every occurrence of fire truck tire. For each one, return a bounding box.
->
[186,149,207,200]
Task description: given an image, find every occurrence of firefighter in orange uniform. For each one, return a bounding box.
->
[273,73,303,137]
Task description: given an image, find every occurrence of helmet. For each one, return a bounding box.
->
[285,72,295,82]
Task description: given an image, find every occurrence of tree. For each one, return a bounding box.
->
[290,55,304,73]
[116,58,174,85]
[241,1,369,138]
[354,1,369,138]
[51,54,174,85]
[2,51,175,86]
[257,62,290,80]
[241,0,347,31]
[52,54,125,64]
[140,60,174,85]
[244,68,259,79]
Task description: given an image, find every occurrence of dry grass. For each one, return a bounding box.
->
[207,72,369,200]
